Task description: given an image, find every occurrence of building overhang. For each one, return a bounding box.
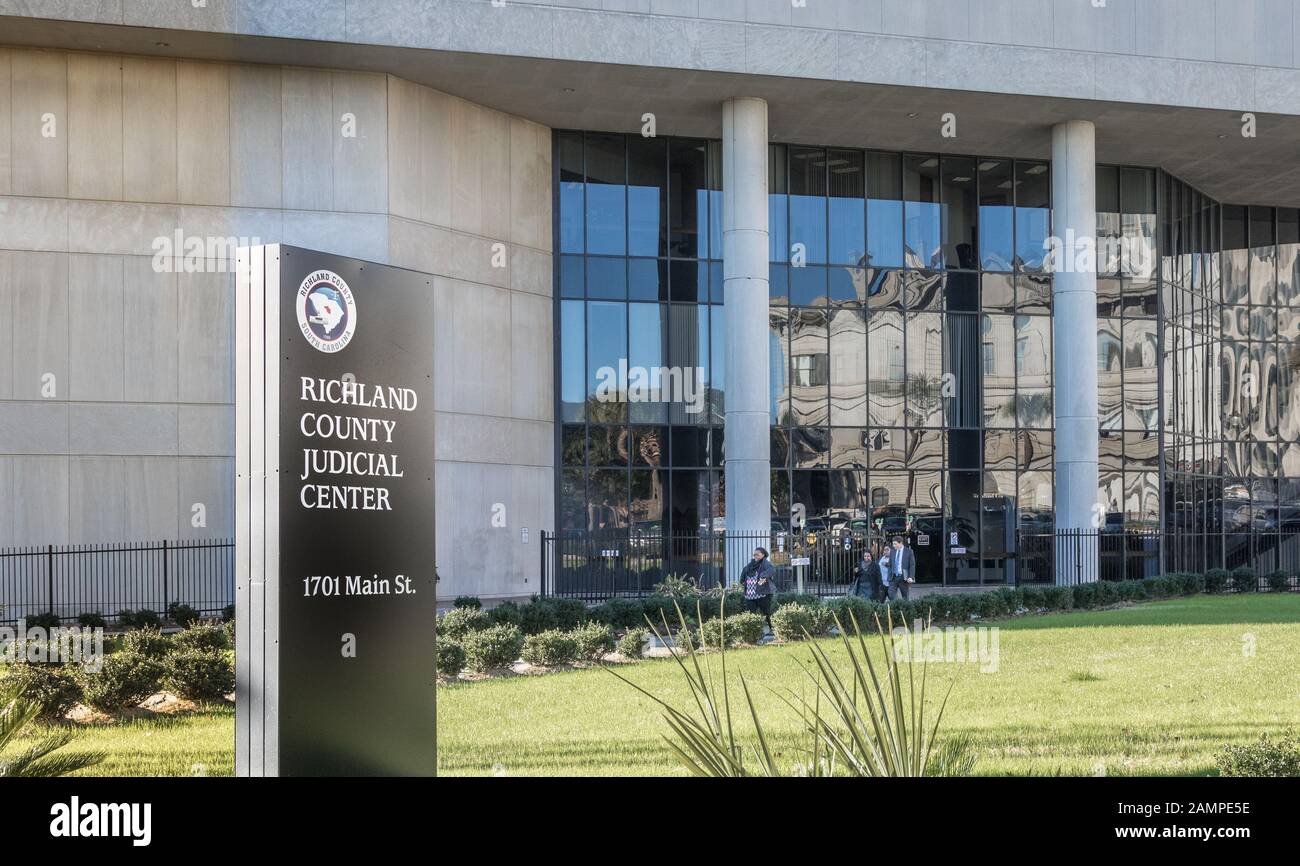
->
[5,14,1300,206]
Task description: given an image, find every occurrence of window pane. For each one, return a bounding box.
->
[982,314,1016,426]
[668,139,707,258]
[867,153,903,268]
[1015,160,1050,272]
[769,144,788,262]
[627,136,666,258]
[1016,314,1052,429]
[1098,316,1122,431]
[907,312,944,427]
[588,468,628,529]
[1123,318,1158,431]
[869,310,905,427]
[828,149,866,266]
[585,133,626,255]
[587,301,627,423]
[629,303,668,423]
[978,159,1014,270]
[904,155,942,268]
[561,300,586,422]
[789,146,828,264]
[790,307,830,425]
[942,156,977,269]
[559,131,585,254]
[829,308,867,425]
[945,312,981,428]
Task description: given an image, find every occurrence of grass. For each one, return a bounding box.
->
[435,594,1300,777]
[5,594,1298,776]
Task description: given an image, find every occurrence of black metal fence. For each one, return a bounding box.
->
[0,538,234,625]
[542,528,1300,599]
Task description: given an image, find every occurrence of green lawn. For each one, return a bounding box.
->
[435,594,1300,777]
[10,594,1300,776]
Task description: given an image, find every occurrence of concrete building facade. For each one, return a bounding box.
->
[4,1,1300,599]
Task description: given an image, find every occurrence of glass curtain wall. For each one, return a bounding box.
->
[556,129,1295,584]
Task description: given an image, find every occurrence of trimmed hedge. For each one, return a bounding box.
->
[771,604,833,642]
[699,612,766,648]
[438,607,490,641]
[171,624,230,653]
[616,629,647,659]
[462,624,524,671]
[161,649,234,702]
[570,621,615,661]
[1,663,83,720]
[79,652,163,711]
[1266,570,1292,592]
[121,628,171,659]
[521,629,579,666]
[436,640,466,678]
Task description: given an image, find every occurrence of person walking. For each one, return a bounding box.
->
[740,547,777,634]
[881,536,915,600]
[851,550,882,602]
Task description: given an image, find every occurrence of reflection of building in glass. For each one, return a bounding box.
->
[556,132,1300,584]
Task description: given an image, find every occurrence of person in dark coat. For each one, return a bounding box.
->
[739,547,777,632]
[851,550,882,602]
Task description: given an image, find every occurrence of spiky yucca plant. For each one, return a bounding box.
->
[0,683,104,777]
[610,599,973,777]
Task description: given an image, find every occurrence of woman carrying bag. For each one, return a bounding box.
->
[740,547,777,635]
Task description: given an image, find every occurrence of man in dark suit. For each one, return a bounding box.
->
[881,536,915,600]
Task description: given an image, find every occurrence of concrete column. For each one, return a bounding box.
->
[722,98,770,576]
[1051,120,1099,583]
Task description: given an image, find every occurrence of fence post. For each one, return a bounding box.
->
[538,531,547,598]
[46,544,55,616]
[162,539,170,612]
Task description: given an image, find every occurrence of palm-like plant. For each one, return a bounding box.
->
[610,600,973,777]
[0,683,104,777]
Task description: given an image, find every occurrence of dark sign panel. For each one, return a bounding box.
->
[237,245,437,777]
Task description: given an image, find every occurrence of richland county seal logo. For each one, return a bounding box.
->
[296,270,356,353]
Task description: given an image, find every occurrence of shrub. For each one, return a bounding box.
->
[775,592,821,610]
[487,601,523,628]
[518,599,559,635]
[438,607,490,641]
[974,591,1010,619]
[521,630,579,666]
[222,605,235,623]
[166,603,201,627]
[1204,569,1230,593]
[436,640,466,678]
[994,587,1024,612]
[771,604,832,642]
[550,598,589,630]
[76,612,106,629]
[1019,586,1047,609]
[117,608,161,630]
[1073,582,1100,610]
[570,621,615,661]
[222,620,235,647]
[1216,732,1300,777]
[1266,570,1292,593]
[1,663,82,721]
[453,596,482,610]
[616,629,647,659]
[462,624,524,671]
[1040,586,1074,611]
[24,612,60,630]
[697,590,747,622]
[79,652,163,711]
[170,624,229,653]
[591,597,643,629]
[826,595,875,629]
[121,628,171,659]
[1230,566,1257,593]
[640,595,687,629]
[160,649,234,702]
[1179,572,1205,595]
[699,612,766,649]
